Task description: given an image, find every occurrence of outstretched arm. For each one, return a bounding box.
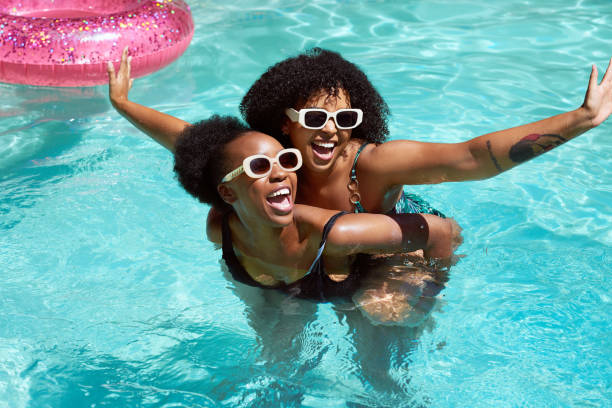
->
[364,58,612,186]
[324,212,462,260]
[107,47,191,152]
[209,205,461,260]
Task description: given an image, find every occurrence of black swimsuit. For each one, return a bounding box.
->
[221,211,361,301]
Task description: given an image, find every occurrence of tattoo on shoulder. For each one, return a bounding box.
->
[509,134,567,163]
[486,140,503,172]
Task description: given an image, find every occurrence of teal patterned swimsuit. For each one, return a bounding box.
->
[349,142,446,218]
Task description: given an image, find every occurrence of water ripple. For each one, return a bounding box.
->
[1,0,611,406]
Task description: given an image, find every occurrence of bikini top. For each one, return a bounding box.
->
[221,211,361,300]
[348,142,370,213]
[348,142,446,218]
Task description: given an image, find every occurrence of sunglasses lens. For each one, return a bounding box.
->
[304,111,328,128]
[249,157,271,175]
[278,151,299,169]
[336,111,359,128]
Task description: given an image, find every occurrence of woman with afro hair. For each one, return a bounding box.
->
[171,114,459,299]
[108,47,612,220]
[107,48,612,388]
[108,48,461,328]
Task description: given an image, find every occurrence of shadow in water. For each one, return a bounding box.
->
[0,84,110,171]
[0,84,115,230]
[14,255,450,407]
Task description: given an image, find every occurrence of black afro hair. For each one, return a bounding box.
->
[239,48,390,146]
[173,115,251,212]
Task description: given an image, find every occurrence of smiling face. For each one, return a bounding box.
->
[282,88,354,174]
[219,131,298,227]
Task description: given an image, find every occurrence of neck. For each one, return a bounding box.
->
[232,209,296,251]
[298,166,335,187]
[298,139,361,191]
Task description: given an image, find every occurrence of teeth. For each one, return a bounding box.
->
[268,188,290,198]
[313,141,335,149]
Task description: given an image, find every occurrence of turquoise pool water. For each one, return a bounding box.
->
[1,1,611,406]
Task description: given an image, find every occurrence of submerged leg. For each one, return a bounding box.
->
[352,253,449,327]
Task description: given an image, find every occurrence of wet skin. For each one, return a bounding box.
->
[214,132,459,287]
[282,89,353,174]
[219,131,298,229]
[281,88,403,214]
[218,132,319,285]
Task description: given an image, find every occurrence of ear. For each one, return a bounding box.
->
[281,117,291,136]
[217,184,238,205]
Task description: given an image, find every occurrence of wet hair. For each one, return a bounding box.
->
[240,48,390,145]
[174,115,251,211]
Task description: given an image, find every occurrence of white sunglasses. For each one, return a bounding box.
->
[221,148,302,183]
[285,108,363,130]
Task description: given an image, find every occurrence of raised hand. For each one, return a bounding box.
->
[582,57,612,127]
[105,46,189,152]
[107,47,134,108]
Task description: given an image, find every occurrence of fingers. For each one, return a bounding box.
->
[108,47,129,81]
[129,78,134,90]
[119,46,129,74]
[106,61,115,80]
[602,56,612,83]
[127,55,132,79]
[588,64,598,89]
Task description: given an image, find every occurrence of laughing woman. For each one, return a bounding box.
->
[108,49,460,324]
[174,115,460,301]
[108,48,611,322]
[171,115,462,390]
[109,48,612,218]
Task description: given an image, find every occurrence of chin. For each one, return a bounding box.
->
[259,201,295,227]
[307,150,336,170]
[306,157,336,173]
[266,211,294,227]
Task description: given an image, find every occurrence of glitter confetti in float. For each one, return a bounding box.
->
[0,0,194,87]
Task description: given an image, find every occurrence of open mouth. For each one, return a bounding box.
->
[266,187,293,213]
[311,140,336,162]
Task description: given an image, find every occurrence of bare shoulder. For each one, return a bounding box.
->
[293,205,339,234]
[335,138,368,166]
[359,140,423,171]
[206,207,224,244]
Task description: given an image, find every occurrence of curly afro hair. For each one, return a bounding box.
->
[240,48,390,146]
[174,115,251,212]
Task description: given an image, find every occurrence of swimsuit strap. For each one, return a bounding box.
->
[350,142,369,180]
[222,211,347,290]
[306,211,349,276]
[348,142,370,213]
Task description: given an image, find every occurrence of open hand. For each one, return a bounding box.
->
[107,47,134,109]
[582,57,612,127]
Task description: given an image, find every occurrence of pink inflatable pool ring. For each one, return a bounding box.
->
[0,0,194,87]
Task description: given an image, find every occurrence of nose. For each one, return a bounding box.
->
[322,116,338,134]
[268,162,288,182]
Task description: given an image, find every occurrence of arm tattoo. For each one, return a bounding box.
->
[509,134,567,163]
[486,140,503,172]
